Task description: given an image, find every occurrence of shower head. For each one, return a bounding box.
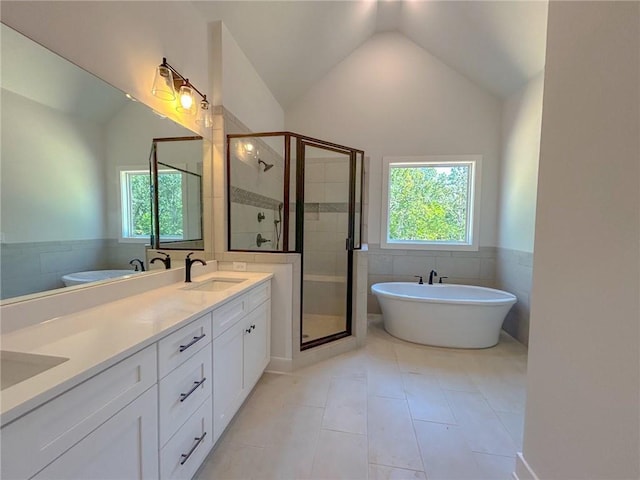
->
[258,159,274,172]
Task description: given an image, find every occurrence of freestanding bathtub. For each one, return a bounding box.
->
[62,270,139,287]
[371,282,517,348]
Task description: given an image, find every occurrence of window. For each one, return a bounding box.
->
[119,168,185,241]
[381,155,481,250]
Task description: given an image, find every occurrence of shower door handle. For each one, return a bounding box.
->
[345,237,353,250]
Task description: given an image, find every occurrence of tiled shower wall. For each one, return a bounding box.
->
[0,240,145,299]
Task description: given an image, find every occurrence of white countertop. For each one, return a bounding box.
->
[0,270,272,426]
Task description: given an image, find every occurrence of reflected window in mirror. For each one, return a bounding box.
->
[119,168,152,241]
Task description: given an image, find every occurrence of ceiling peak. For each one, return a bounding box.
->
[375,0,404,32]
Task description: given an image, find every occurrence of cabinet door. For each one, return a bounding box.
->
[243,300,271,391]
[212,321,244,443]
[32,386,159,480]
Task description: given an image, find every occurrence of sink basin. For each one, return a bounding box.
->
[1,351,69,390]
[182,278,246,292]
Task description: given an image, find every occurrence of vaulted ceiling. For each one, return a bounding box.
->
[191,1,548,108]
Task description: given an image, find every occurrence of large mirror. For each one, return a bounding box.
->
[0,24,206,301]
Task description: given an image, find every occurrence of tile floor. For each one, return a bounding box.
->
[196,316,527,480]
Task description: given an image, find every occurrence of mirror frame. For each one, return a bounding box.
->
[150,136,205,250]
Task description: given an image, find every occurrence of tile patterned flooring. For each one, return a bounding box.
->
[196,316,527,480]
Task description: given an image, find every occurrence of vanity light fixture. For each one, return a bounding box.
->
[151,58,212,127]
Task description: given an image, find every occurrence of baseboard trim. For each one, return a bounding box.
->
[514,453,539,480]
[266,356,293,373]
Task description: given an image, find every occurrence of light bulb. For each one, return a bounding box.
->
[176,84,195,114]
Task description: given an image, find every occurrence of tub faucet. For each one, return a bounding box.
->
[428,270,438,285]
[185,252,207,283]
[439,276,448,284]
[150,251,171,269]
[129,258,145,272]
[414,275,424,285]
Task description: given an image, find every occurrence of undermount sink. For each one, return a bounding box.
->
[182,278,246,292]
[1,351,69,390]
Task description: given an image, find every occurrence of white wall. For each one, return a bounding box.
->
[0,1,211,138]
[498,72,544,253]
[215,22,284,132]
[1,89,106,242]
[286,32,502,248]
[521,2,639,479]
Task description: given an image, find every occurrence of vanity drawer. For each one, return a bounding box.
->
[247,281,271,312]
[211,295,247,338]
[158,343,212,447]
[1,345,157,480]
[160,396,213,480]
[158,312,212,378]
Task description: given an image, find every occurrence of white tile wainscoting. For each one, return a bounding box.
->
[366,244,533,346]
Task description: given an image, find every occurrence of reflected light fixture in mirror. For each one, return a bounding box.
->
[152,58,211,127]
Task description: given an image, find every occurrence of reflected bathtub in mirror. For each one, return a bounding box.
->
[61,270,142,287]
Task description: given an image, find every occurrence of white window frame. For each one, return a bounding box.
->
[119,167,152,243]
[380,155,482,251]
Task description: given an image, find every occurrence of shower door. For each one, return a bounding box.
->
[299,140,356,348]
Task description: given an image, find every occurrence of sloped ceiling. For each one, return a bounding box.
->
[192,0,548,108]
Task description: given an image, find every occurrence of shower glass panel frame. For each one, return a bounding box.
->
[226,132,364,350]
[150,136,204,250]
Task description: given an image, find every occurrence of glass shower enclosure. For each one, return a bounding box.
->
[227,132,364,350]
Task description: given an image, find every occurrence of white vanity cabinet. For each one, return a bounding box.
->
[0,277,272,480]
[213,281,271,442]
[32,386,159,480]
[1,345,158,480]
[158,312,214,480]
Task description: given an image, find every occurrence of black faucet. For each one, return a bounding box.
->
[428,269,438,285]
[439,276,448,284]
[150,251,171,269]
[185,252,207,283]
[129,258,145,272]
[414,275,424,284]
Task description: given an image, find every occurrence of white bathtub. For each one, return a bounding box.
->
[371,282,517,348]
[62,270,139,287]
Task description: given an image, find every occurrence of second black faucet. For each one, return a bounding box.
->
[185,252,207,282]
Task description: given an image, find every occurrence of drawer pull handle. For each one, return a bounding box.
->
[245,324,256,334]
[180,378,206,402]
[179,333,206,352]
[180,431,207,465]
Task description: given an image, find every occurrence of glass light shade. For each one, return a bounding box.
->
[176,84,195,114]
[196,100,213,128]
[151,65,176,101]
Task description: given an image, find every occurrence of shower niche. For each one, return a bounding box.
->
[227,132,364,349]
